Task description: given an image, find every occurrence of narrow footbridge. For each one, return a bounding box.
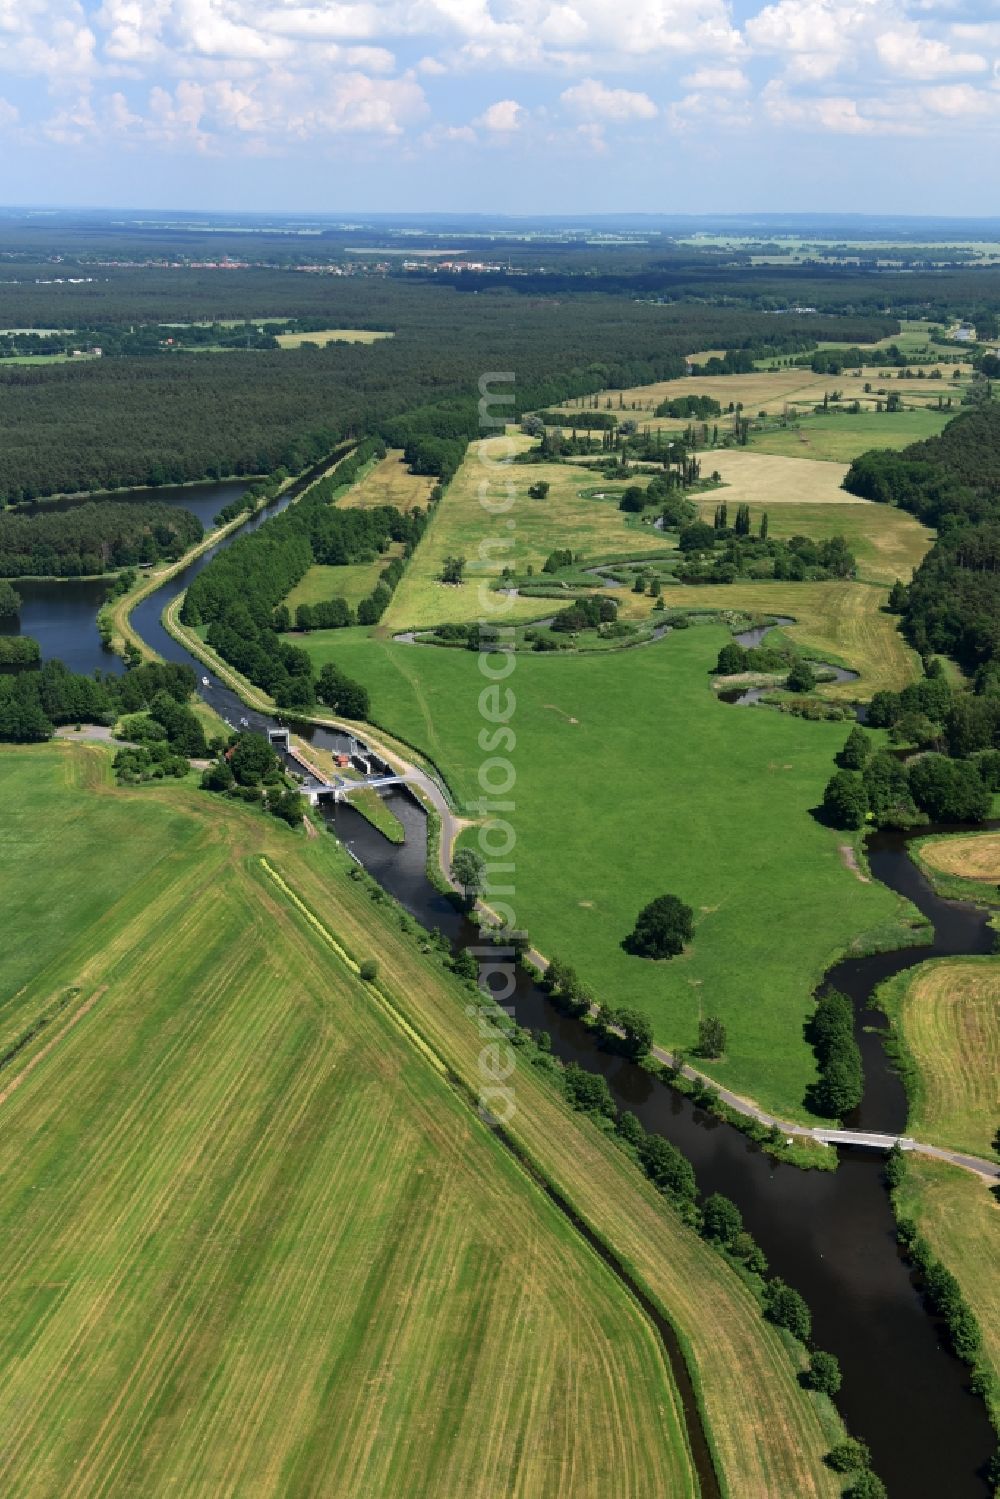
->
[345,774,412,794]
[643,1037,1000,1181]
[812,1128,912,1150]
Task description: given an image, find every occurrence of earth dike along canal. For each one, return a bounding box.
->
[123,501,996,1499]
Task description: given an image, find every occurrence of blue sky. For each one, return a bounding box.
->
[0,0,998,211]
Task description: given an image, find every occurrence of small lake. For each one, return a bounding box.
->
[3,479,250,676]
[1,577,120,677]
[17,478,251,533]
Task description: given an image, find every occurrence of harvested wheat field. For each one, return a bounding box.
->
[336,448,436,511]
[275,327,393,347]
[705,450,856,505]
[919,832,1000,885]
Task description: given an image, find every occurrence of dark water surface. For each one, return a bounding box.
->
[4,479,252,677]
[1,577,120,677]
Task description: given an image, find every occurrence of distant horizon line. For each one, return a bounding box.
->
[4,205,1000,228]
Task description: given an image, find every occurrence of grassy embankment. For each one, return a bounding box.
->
[894,1158,1000,1431]
[0,743,842,1498]
[877,953,999,1429]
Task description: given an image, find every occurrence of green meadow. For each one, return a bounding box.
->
[297,624,914,1119]
[747,407,952,463]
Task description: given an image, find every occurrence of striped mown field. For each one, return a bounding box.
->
[0,745,692,1499]
[0,743,844,1499]
[880,956,1000,1160]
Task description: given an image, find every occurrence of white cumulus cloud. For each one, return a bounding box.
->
[920,81,993,116]
[875,27,986,78]
[681,65,749,90]
[560,77,657,119]
[474,97,524,130]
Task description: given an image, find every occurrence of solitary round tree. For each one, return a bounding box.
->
[786,658,817,693]
[839,724,872,770]
[715,642,748,675]
[623,894,694,959]
[696,1015,727,1058]
[451,847,486,905]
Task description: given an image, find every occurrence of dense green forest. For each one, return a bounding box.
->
[0,283,885,503]
[844,404,1000,673]
[0,316,382,361]
[0,658,199,742]
[0,501,202,577]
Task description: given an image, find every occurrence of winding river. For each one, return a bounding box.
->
[25,478,1000,1497]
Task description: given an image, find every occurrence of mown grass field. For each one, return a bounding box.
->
[284,545,405,612]
[299,625,912,1119]
[917,832,1000,887]
[692,494,932,588]
[381,439,668,631]
[336,448,436,511]
[878,957,1000,1160]
[662,578,921,696]
[274,328,393,347]
[895,1159,1000,1427]
[746,408,951,463]
[551,365,973,427]
[0,744,695,1499]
